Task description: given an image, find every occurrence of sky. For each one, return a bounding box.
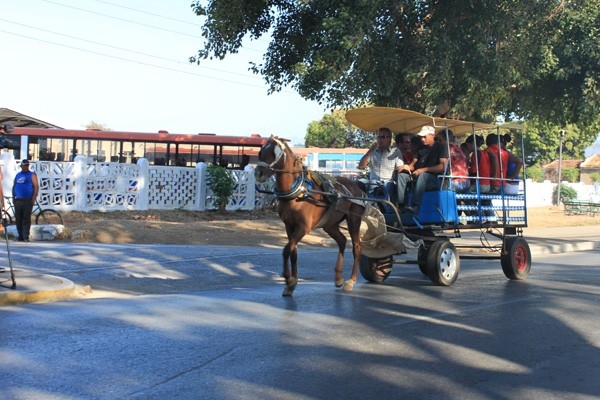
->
[0,0,329,145]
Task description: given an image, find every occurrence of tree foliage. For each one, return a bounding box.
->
[192,0,600,128]
[191,1,600,162]
[305,109,371,148]
[86,121,110,131]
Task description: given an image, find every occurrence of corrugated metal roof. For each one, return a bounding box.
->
[0,108,63,129]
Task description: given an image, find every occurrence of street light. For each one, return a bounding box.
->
[556,129,565,205]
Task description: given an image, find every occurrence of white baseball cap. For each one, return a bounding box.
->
[417,126,435,136]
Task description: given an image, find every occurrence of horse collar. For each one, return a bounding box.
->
[275,174,313,201]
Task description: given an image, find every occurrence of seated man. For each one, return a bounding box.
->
[358,127,404,210]
[436,129,470,193]
[486,134,523,193]
[397,125,449,214]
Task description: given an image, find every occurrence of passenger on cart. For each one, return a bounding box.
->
[395,132,417,165]
[465,134,492,193]
[465,134,495,221]
[397,125,449,215]
[358,127,406,212]
[500,133,523,195]
[435,129,470,193]
[486,134,523,194]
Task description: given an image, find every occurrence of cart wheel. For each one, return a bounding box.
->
[417,244,429,277]
[359,255,393,283]
[426,240,460,286]
[501,236,531,280]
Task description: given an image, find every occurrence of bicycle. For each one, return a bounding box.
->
[2,197,64,225]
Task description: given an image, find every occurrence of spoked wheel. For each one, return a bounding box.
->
[501,236,531,280]
[1,210,13,225]
[426,240,460,286]
[359,255,393,283]
[36,209,64,225]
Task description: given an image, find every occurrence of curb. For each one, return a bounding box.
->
[0,270,76,306]
[529,240,600,256]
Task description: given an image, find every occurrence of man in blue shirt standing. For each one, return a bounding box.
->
[12,159,39,242]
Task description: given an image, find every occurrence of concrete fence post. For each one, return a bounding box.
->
[73,155,88,211]
[137,158,150,211]
[196,163,207,212]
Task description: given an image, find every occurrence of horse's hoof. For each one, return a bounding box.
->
[282,287,294,296]
[335,279,344,288]
[342,280,356,292]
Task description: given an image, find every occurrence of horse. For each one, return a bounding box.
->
[254,135,366,296]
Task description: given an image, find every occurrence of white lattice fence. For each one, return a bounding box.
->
[0,154,274,212]
[148,165,199,210]
[34,161,76,209]
[85,162,142,211]
[200,165,255,211]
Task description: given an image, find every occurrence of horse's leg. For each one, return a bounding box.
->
[342,207,364,292]
[322,224,347,288]
[282,225,307,296]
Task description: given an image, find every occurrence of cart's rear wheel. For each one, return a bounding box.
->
[501,236,531,280]
[426,240,460,286]
[359,255,393,283]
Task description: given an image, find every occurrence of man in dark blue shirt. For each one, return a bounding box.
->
[12,160,39,242]
[397,126,449,214]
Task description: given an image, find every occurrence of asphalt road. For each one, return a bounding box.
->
[1,244,599,400]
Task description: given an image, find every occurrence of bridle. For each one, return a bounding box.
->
[256,137,304,174]
[256,137,311,200]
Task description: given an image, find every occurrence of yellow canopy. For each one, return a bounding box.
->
[345,106,498,135]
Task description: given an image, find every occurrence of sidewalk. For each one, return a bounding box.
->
[1,225,599,306]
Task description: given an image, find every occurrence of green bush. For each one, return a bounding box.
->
[552,184,577,205]
[525,163,543,182]
[561,167,580,183]
[589,172,600,183]
[207,165,235,213]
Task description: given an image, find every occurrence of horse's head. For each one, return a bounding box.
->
[255,135,287,183]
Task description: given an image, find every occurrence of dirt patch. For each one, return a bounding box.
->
[52,205,600,246]
[59,209,329,246]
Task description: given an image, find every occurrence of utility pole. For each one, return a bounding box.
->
[556,129,565,205]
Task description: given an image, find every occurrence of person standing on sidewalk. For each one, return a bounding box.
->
[12,159,39,242]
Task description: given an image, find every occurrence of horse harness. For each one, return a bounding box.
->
[258,136,364,228]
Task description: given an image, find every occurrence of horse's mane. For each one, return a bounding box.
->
[272,135,305,170]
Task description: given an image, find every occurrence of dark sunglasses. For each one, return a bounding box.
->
[378,135,391,139]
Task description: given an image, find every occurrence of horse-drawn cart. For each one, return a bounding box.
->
[255,107,530,296]
[345,107,530,287]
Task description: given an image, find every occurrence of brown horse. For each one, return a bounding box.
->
[255,135,366,296]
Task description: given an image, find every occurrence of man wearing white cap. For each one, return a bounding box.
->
[397,125,449,215]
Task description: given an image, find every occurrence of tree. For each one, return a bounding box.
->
[519,120,596,167]
[191,0,600,132]
[305,109,371,148]
[86,121,109,131]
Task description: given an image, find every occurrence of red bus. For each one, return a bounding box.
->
[2,126,267,167]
